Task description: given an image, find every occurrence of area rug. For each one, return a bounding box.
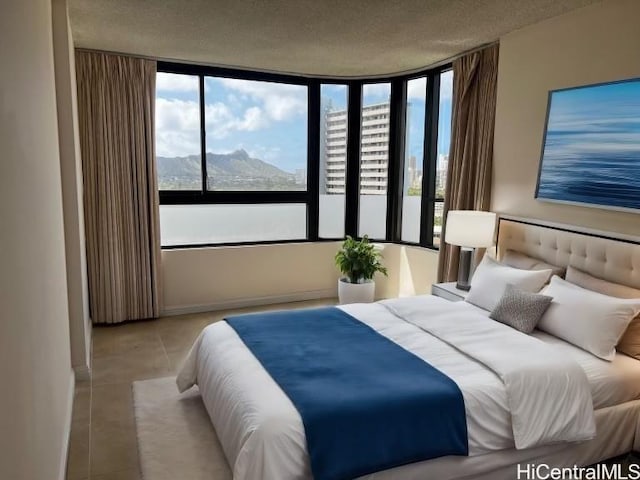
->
[134,377,640,480]
[133,376,232,480]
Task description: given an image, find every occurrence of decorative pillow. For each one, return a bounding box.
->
[538,276,640,361]
[490,284,553,333]
[566,266,640,359]
[465,255,553,312]
[502,250,566,279]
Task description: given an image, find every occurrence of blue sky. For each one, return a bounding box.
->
[156,71,453,173]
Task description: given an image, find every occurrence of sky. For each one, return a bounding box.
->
[155,70,453,174]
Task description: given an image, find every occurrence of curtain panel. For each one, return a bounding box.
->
[437,44,500,283]
[76,51,160,324]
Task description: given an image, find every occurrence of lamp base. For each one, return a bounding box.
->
[456,247,473,291]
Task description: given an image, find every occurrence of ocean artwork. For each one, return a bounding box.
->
[536,78,640,211]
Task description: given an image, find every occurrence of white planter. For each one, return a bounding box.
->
[337,278,376,305]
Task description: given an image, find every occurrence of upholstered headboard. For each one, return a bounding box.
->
[496,217,640,290]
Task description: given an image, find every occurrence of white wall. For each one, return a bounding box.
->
[493,0,640,236]
[0,0,74,479]
[161,242,439,314]
[52,0,91,378]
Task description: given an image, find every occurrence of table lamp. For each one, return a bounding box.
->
[444,210,497,291]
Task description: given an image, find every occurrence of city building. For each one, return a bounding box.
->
[321,101,390,195]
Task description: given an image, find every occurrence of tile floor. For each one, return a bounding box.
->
[65,298,335,480]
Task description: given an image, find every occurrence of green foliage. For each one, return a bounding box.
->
[335,235,388,284]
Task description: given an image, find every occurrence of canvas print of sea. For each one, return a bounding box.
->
[536,78,640,211]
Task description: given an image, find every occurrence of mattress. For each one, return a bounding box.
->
[176,296,640,479]
[464,300,640,409]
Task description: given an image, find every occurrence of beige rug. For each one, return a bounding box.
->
[133,377,232,480]
[134,377,640,480]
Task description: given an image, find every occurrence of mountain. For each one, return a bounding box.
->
[156,149,301,190]
[206,149,290,179]
[156,154,201,189]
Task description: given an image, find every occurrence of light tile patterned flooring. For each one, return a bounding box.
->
[66,299,335,480]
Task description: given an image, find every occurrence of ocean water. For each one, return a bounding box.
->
[537,81,640,211]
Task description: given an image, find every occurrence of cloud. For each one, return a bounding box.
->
[247,145,283,163]
[440,70,453,102]
[155,98,200,157]
[407,77,427,100]
[216,77,307,122]
[362,83,391,104]
[155,72,454,158]
[322,84,347,94]
[156,72,198,92]
[406,72,453,102]
[238,106,269,131]
[204,103,270,140]
[155,95,273,156]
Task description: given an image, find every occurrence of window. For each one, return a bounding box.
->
[358,83,390,239]
[204,77,308,191]
[433,70,453,246]
[156,66,310,247]
[156,62,452,248]
[319,84,348,238]
[401,77,427,243]
[155,72,201,190]
[159,204,306,245]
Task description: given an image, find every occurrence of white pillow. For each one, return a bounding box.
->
[538,276,640,361]
[465,255,553,311]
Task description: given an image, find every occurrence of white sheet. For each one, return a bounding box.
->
[465,299,640,408]
[176,296,637,480]
[380,296,595,449]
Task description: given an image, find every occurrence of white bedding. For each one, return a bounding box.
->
[175,296,636,480]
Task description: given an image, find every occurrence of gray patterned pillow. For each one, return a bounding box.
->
[490,284,553,333]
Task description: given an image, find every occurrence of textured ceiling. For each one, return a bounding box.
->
[69,0,599,78]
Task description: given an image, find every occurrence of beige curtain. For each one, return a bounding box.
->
[437,44,499,283]
[76,51,161,324]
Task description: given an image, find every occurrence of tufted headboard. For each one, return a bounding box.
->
[496,217,640,290]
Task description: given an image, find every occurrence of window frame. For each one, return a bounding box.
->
[157,61,451,249]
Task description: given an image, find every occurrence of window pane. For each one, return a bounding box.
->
[155,72,202,190]
[159,204,307,246]
[433,201,444,247]
[437,70,453,199]
[401,77,427,243]
[319,84,348,238]
[204,77,307,191]
[358,83,390,239]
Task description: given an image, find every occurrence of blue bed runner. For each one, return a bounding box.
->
[226,307,468,480]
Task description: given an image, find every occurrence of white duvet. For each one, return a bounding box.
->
[177,295,596,480]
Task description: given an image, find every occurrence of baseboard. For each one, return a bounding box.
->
[74,364,91,382]
[161,288,337,317]
[58,370,75,480]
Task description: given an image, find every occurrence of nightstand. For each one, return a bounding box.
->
[431,282,470,302]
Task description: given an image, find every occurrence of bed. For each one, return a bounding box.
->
[177,217,640,480]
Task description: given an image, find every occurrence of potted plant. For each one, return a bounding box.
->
[335,235,388,304]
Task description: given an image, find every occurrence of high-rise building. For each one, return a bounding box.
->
[406,155,423,192]
[322,102,348,194]
[436,153,449,195]
[321,101,390,195]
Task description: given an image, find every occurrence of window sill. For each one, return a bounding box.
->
[161,239,440,251]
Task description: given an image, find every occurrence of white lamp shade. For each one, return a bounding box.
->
[445,210,497,248]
